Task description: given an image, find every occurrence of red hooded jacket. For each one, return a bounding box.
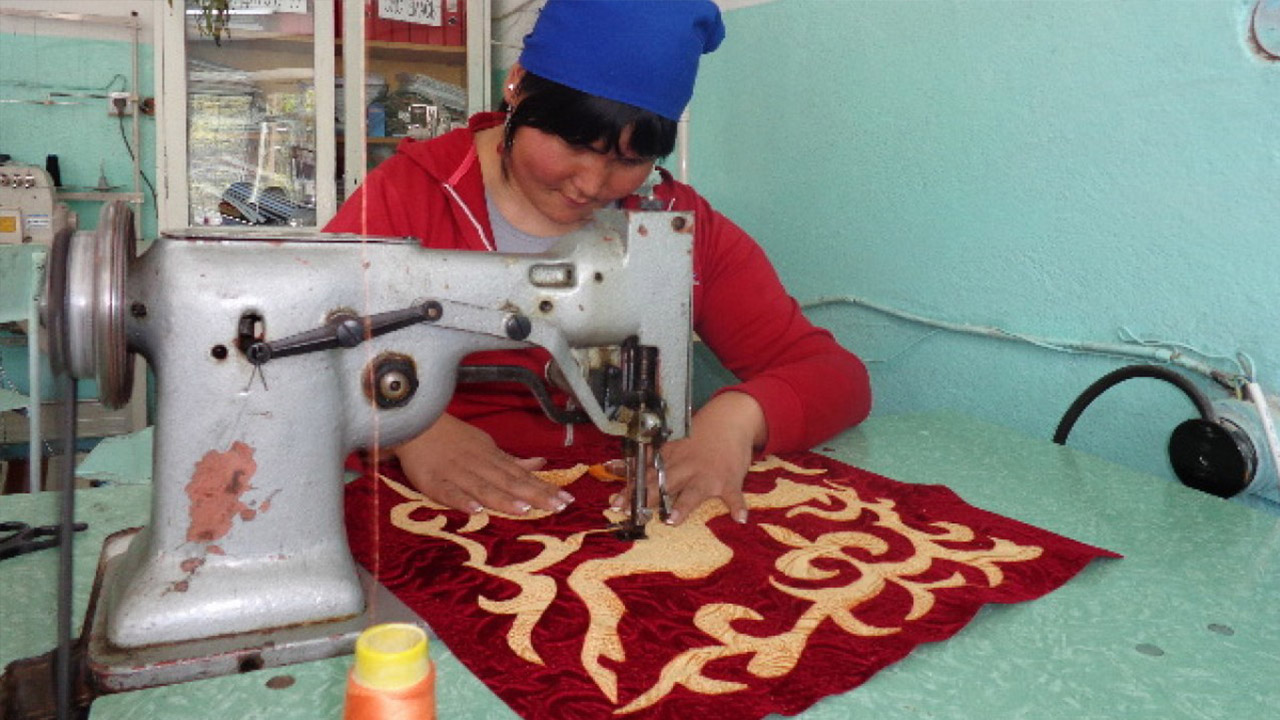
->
[325,112,871,456]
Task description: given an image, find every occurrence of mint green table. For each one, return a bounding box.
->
[3,411,1278,718]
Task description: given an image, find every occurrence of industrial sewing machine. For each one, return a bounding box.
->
[0,164,71,245]
[33,200,693,697]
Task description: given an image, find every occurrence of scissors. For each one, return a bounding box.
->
[0,520,88,561]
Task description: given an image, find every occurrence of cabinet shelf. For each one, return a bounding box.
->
[159,0,488,229]
[338,37,467,90]
[57,190,144,203]
[336,136,403,145]
[343,38,467,58]
[240,34,467,57]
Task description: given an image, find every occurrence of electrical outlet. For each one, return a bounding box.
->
[107,91,133,116]
[1211,394,1280,497]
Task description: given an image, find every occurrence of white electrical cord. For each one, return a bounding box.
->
[804,293,1280,491]
[1244,382,1280,496]
[802,294,1248,385]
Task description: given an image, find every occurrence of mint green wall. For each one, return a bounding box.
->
[0,32,157,239]
[690,0,1280,499]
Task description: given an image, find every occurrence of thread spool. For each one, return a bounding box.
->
[343,623,436,720]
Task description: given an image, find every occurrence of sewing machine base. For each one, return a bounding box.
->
[83,527,427,693]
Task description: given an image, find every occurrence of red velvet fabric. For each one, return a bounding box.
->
[344,448,1119,719]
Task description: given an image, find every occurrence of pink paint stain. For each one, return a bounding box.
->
[185,441,262,544]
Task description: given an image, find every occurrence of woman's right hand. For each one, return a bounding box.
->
[391,414,575,515]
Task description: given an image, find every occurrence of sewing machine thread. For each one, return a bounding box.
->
[343,623,436,720]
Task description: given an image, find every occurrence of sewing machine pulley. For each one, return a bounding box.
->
[44,200,134,408]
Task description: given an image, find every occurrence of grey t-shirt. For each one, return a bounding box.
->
[487,193,561,254]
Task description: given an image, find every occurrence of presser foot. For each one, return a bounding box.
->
[608,469,674,540]
[610,507,652,540]
[611,524,648,541]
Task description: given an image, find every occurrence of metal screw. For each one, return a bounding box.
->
[335,318,364,348]
[504,313,532,341]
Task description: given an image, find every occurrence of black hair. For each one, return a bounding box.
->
[500,72,678,159]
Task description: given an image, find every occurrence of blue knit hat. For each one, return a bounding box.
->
[519,0,726,121]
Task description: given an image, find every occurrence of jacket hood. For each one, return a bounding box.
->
[393,111,505,183]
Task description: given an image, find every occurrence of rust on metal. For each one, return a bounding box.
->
[184,442,262,545]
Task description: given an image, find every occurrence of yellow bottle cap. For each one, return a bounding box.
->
[353,623,431,691]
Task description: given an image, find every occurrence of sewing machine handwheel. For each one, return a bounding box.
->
[49,201,135,408]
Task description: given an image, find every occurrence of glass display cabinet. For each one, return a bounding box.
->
[157,0,491,231]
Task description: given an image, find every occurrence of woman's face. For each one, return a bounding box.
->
[504,125,656,232]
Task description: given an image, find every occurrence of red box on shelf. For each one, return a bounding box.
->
[443,0,465,47]
[367,1,390,42]
[354,0,465,46]
[408,21,428,45]
[419,16,442,46]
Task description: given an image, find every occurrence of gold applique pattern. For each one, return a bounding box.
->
[377,458,1047,714]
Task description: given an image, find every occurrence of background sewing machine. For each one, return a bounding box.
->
[37,201,692,701]
[0,163,70,495]
[0,164,144,495]
[0,164,71,246]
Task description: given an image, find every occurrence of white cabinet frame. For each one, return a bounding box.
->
[156,1,489,232]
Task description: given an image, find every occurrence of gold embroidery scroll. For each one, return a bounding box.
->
[344,451,1117,719]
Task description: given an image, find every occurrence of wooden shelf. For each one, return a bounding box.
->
[57,190,144,203]
[227,34,465,57]
[339,38,466,60]
[335,136,408,145]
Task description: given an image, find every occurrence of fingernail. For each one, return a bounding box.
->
[467,501,485,514]
[557,491,575,506]
[609,494,623,511]
[664,510,680,526]
[514,501,532,515]
[734,509,749,524]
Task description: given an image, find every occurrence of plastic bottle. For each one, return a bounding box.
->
[367,101,386,138]
[343,623,436,720]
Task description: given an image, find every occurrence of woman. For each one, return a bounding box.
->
[326,0,871,526]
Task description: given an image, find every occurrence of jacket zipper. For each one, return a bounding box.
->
[441,146,495,251]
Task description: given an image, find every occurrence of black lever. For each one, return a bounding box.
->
[245,301,443,365]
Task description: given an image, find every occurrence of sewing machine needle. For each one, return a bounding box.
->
[655,453,672,523]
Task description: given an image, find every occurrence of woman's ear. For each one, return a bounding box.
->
[502,64,527,106]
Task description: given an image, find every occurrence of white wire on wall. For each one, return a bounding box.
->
[801,293,1280,495]
[802,294,1252,387]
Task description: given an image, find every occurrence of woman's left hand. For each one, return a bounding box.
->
[613,391,766,526]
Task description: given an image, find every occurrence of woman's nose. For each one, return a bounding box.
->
[570,156,609,199]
